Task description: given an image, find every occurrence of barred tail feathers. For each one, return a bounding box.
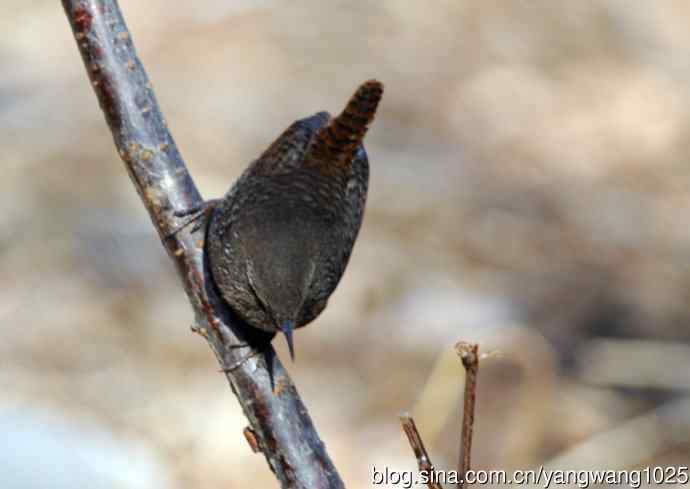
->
[311,80,383,164]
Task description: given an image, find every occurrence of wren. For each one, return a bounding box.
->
[205,80,383,360]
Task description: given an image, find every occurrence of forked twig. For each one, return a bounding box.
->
[400,341,482,489]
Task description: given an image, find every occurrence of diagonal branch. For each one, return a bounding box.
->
[61,1,344,488]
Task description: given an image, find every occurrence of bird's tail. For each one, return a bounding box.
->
[311,80,384,164]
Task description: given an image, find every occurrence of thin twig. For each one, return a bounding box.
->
[400,413,444,489]
[61,1,343,487]
[455,342,479,489]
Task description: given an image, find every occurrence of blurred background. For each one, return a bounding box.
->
[2,1,690,487]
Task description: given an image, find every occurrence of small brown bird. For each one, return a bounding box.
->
[206,80,383,360]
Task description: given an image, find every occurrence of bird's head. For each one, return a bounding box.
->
[244,228,317,361]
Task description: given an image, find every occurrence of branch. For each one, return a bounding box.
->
[455,342,479,489]
[399,414,444,489]
[61,1,344,487]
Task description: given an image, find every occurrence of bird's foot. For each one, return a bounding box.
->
[166,199,220,238]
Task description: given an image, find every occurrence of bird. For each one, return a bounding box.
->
[205,80,383,360]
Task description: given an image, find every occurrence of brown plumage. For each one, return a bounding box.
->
[206,80,383,360]
[310,80,384,166]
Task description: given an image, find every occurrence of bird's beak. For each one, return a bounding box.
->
[279,321,295,361]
